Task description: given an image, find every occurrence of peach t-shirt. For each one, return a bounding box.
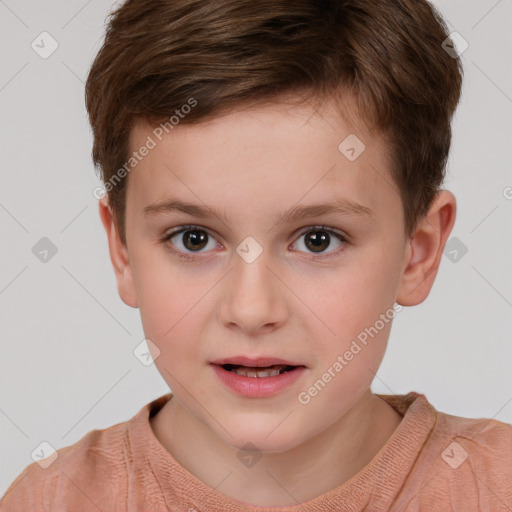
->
[1,391,511,511]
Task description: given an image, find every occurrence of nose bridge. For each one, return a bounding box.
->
[219,242,287,332]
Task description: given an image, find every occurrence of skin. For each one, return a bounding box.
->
[99,96,456,507]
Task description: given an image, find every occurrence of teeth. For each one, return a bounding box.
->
[231,365,286,378]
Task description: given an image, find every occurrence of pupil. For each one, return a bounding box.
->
[306,230,329,253]
[184,230,208,251]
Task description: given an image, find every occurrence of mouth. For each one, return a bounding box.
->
[211,358,307,397]
[211,356,306,378]
[219,363,298,378]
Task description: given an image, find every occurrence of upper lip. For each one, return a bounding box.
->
[211,356,305,368]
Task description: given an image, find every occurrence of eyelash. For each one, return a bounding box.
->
[160,224,349,262]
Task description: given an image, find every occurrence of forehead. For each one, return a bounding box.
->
[125,99,399,228]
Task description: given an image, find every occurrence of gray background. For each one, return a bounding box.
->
[1,0,511,496]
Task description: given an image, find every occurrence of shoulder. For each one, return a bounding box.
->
[0,417,133,511]
[436,411,512,465]
[406,410,512,510]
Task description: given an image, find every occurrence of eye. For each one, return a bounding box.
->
[291,226,347,257]
[160,224,348,261]
[162,225,219,257]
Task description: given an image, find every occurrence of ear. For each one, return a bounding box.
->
[98,196,139,308]
[396,190,457,306]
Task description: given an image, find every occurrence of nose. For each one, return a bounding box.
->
[218,250,288,335]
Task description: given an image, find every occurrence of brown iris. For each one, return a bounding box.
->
[304,229,330,253]
[182,229,209,251]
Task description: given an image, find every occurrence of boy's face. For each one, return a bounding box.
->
[103,98,416,452]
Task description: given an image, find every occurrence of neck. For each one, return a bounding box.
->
[150,390,403,507]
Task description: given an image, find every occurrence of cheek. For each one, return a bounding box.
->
[304,251,400,374]
[146,309,206,395]
[134,276,205,370]
[312,267,395,340]
[132,250,202,332]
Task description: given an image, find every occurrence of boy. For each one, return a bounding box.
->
[2,0,511,510]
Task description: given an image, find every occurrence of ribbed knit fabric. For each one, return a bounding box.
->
[1,392,511,511]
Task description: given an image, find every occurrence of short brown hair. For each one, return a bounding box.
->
[85,0,463,245]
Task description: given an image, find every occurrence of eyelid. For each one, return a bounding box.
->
[163,224,224,244]
[164,224,349,239]
[295,224,349,240]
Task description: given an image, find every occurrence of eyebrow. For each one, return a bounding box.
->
[143,198,373,224]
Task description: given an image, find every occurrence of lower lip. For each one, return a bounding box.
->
[211,364,306,398]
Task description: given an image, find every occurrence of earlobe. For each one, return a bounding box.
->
[98,196,139,308]
[396,190,457,307]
